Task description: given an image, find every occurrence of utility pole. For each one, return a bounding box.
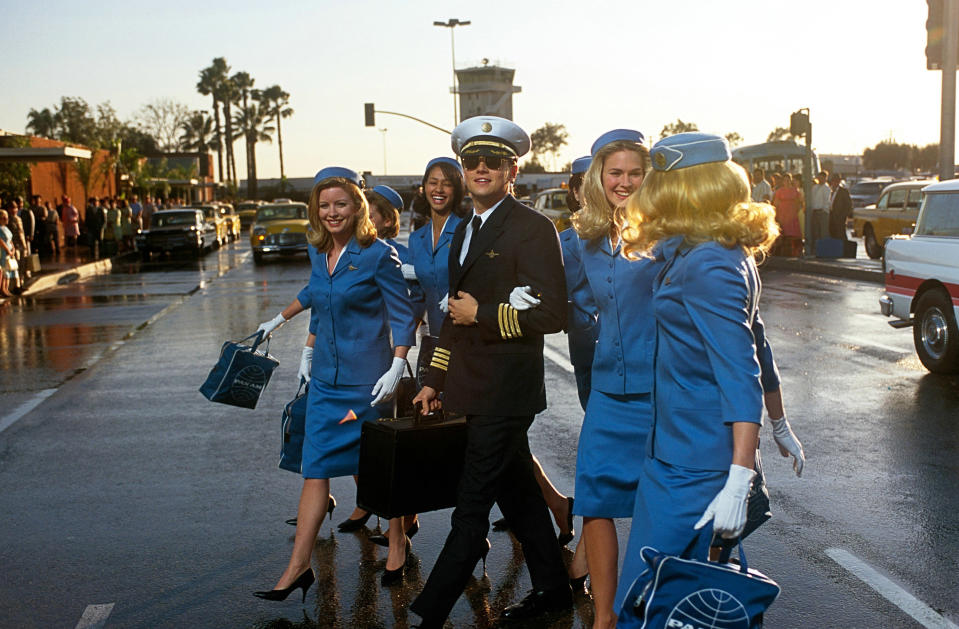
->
[433,18,471,127]
[940,0,959,179]
[379,128,388,175]
[790,109,814,255]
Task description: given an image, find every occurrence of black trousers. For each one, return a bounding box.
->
[410,414,567,623]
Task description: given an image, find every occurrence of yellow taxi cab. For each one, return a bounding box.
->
[235,200,263,228]
[215,203,241,241]
[532,188,572,232]
[196,205,231,246]
[250,202,310,264]
[852,180,935,259]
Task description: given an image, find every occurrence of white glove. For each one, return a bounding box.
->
[401,263,418,281]
[771,416,805,477]
[371,357,407,406]
[298,346,313,382]
[257,313,287,338]
[694,464,756,539]
[509,285,541,310]
[438,293,449,313]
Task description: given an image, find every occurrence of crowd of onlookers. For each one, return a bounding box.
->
[749,167,852,256]
[0,192,194,297]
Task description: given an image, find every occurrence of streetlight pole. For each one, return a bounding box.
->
[379,128,388,175]
[433,18,470,127]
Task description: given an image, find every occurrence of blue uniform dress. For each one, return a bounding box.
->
[560,228,598,411]
[407,214,461,335]
[295,238,416,479]
[616,237,765,624]
[572,237,661,518]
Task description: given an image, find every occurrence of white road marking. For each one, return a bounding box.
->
[0,389,57,435]
[543,344,575,374]
[826,548,958,629]
[74,603,114,629]
[843,335,911,355]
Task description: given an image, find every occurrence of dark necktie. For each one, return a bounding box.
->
[465,215,483,261]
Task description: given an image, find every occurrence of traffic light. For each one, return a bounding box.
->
[928,0,944,70]
[790,110,809,137]
[364,103,375,127]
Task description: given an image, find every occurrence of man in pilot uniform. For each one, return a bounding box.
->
[410,116,572,627]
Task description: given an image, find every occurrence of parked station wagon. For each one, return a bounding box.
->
[880,179,959,373]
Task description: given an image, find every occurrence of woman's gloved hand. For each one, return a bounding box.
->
[298,346,313,383]
[770,415,805,477]
[438,293,449,313]
[508,286,541,310]
[257,313,287,338]
[371,357,407,406]
[694,464,756,539]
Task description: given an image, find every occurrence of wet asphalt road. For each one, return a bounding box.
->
[0,238,957,629]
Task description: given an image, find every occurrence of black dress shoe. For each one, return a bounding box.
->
[499,585,573,622]
[557,496,575,546]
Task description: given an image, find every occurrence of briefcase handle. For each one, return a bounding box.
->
[389,360,416,420]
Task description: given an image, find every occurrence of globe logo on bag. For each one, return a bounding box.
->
[230,365,267,404]
[666,589,749,629]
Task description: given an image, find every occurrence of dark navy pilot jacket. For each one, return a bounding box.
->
[648,236,765,472]
[296,237,416,386]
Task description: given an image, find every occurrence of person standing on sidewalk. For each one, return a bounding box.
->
[410,116,572,628]
[828,172,852,241]
[809,170,831,244]
[61,196,80,248]
[86,198,106,260]
[16,197,34,256]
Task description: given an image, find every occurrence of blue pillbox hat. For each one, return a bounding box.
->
[425,156,463,175]
[590,129,645,157]
[571,156,592,175]
[650,132,731,171]
[313,166,362,187]
[371,185,403,210]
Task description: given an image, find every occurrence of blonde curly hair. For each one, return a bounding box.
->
[307,178,377,251]
[622,160,779,260]
[571,140,650,242]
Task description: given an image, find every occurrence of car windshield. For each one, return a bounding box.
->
[236,203,259,211]
[153,212,197,227]
[257,205,307,221]
[198,207,216,219]
[851,182,887,195]
[916,194,959,236]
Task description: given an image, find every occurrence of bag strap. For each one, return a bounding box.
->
[242,330,271,355]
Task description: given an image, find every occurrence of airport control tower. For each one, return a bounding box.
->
[455,61,522,121]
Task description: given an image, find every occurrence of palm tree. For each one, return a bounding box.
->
[232,102,275,200]
[26,107,56,138]
[231,71,255,187]
[258,85,294,183]
[216,76,238,186]
[179,111,216,153]
[196,58,229,183]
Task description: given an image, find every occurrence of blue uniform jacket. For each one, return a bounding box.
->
[648,237,764,472]
[579,237,660,395]
[296,238,416,386]
[408,214,461,335]
[560,228,598,372]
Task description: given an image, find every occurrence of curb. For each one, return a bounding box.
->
[760,256,884,284]
[19,252,138,298]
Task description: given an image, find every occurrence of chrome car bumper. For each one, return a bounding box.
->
[879,295,893,316]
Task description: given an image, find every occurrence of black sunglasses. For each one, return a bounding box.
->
[461,155,510,171]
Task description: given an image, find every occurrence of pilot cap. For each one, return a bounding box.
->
[452,116,531,159]
[650,133,731,172]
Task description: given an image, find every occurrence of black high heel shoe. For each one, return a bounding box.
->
[557,496,575,546]
[381,536,412,586]
[369,518,420,547]
[286,496,336,527]
[336,509,372,532]
[253,568,315,602]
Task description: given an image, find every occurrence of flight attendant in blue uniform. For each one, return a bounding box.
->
[571,129,657,629]
[367,184,412,263]
[615,134,781,626]
[253,167,416,601]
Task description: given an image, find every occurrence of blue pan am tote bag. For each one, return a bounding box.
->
[278,379,308,473]
[199,331,280,409]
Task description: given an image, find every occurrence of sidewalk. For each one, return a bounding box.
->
[761,236,883,284]
[1,245,135,304]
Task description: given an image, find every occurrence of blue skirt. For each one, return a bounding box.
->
[302,379,382,479]
[614,456,725,626]
[573,390,652,518]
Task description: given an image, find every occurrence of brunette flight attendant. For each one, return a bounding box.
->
[253,167,416,601]
[615,133,781,625]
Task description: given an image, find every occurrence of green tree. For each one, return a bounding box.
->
[26,108,56,138]
[725,132,743,147]
[530,122,568,171]
[179,111,216,153]
[518,156,547,173]
[257,85,293,182]
[862,140,913,171]
[232,102,274,199]
[767,126,799,142]
[232,71,255,186]
[196,57,230,183]
[660,119,698,138]
[52,97,99,145]
[0,136,31,200]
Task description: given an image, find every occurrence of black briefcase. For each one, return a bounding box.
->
[357,409,467,519]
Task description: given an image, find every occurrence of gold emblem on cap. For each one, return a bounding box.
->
[654,153,667,168]
[481,122,492,132]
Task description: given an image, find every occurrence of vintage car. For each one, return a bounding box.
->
[880,179,959,373]
[250,202,310,264]
[235,200,263,228]
[215,203,241,240]
[852,180,934,259]
[136,209,217,259]
[532,188,572,232]
[195,205,230,246]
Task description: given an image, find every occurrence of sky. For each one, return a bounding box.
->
[0,0,946,180]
